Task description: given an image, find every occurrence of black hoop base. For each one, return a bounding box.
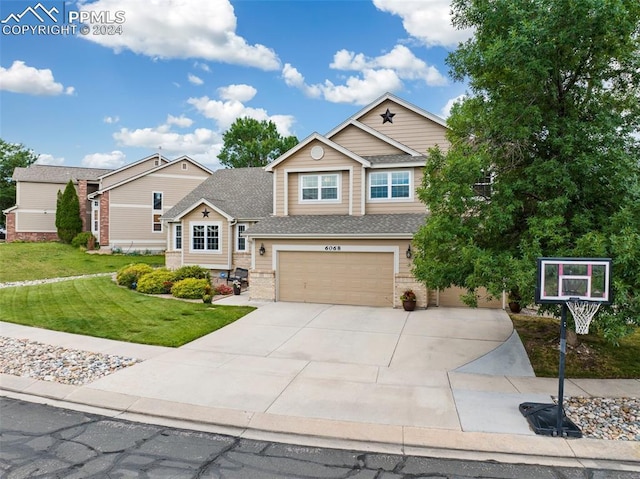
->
[519,402,582,438]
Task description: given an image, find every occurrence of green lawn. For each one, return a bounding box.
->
[511,314,640,379]
[0,242,164,283]
[0,276,255,347]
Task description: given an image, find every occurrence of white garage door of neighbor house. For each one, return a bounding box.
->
[278,251,394,307]
[438,285,503,308]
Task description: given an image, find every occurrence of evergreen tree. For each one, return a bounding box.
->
[55,180,83,243]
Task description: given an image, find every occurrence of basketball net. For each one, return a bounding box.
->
[566,299,600,335]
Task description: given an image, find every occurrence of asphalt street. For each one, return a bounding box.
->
[1,397,636,479]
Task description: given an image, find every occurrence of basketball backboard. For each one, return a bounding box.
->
[535,257,612,304]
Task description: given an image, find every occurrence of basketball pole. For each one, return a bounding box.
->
[556,302,568,435]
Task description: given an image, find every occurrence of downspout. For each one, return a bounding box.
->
[229,218,237,269]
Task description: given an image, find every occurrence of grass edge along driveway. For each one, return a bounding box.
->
[0,276,255,347]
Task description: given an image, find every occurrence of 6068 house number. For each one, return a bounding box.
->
[324,245,341,251]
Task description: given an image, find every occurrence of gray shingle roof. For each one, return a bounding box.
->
[364,154,427,165]
[244,213,428,237]
[163,167,273,221]
[12,165,112,183]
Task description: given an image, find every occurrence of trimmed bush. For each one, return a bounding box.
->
[172,265,211,282]
[214,284,233,295]
[71,232,98,249]
[136,269,175,294]
[171,278,211,299]
[116,263,154,289]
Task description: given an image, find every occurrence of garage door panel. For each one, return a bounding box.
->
[278,251,393,307]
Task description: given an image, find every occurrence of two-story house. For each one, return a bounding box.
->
[5,154,212,252]
[163,93,502,309]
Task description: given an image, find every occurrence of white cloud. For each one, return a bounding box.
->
[441,94,466,118]
[217,84,257,102]
[103,116,120,124]
[282,44,446,105]
[81,150,126,168]
[0,61,74,96]
[36,153,65,165]
[188,73,203,85]
[373,0,473,48]
[166,114,193,128]
[78,0,280,70]
[193,62,211,72]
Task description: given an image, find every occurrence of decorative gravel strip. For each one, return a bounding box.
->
[562,396,640,441]
[0,336,140,385]
[0,272,113,289]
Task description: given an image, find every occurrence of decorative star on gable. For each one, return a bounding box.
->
[380,108,395,124]
[202,208,210,218]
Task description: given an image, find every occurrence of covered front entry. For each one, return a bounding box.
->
[277,251,394,307]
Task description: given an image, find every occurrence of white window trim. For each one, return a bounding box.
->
[236,223,248,252]
[473,170,494,200]
[189,221,222,254]
[299,173,341,203]
[174,224,182,251]
[368,170,412,201]
[152,191,163,233]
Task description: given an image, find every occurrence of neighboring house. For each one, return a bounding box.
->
[4,165,112,242]
[165,93,503,309]
[4,154,212,252]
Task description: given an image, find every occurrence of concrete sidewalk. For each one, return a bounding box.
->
[1,295,639,471]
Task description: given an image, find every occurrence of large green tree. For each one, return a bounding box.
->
[414,0,640,342]
[0,139,37,227]
[218,118,298,168]
[55,180,83,244]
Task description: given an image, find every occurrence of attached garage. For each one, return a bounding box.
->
[277,251,394,307]
[436,286,503,308]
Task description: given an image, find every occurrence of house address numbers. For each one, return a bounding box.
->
[324,245,341,251]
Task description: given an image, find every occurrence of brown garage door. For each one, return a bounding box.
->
[438,286,503,308]
[278,251,394,307]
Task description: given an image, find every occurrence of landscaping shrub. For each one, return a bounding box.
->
[171,278,211,299]
[214,284,233,295]
[172,265,211,282]
[71,232,98,249]
[136,269,175,294]
[116,263,154,289]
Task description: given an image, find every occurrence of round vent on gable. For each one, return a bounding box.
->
[310,145,324,160]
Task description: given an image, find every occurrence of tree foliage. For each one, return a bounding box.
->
[0,139,37,226]
[218,117,298,168]
[55,180,83,243]
[414,0,640,342]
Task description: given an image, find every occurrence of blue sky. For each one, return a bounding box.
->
[0,0,472,169]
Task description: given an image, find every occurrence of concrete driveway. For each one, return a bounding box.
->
[81,300,544,433]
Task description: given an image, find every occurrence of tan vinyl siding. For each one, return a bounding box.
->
[101,158,165,188]
[15,212,56,232]
[287,171,350,215]
[358,100,449,154]
[181,206,231,269]
[330,126,405,156]
[17,182,66,209]
[365,167,427,214]
[272,140,365,216]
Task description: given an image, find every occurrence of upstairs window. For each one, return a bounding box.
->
[473,170,493,199]
[152,192,163,232]
[301,174,339,201]
[369,171,411,199]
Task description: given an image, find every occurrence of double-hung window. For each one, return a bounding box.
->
[473,170,493,198]
[191,223,220,252]
[301,174,339,201]
[152,192,163,232]
[236,224,247,252]
[174,224,182,250]
[369,171,411,200]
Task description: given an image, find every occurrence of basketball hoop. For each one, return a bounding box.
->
[566,298,600,334]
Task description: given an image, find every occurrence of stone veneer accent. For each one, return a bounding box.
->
[249,269,275,302]
[394,274,428,309]
[78,180,88,232]
[165,251,181,270]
